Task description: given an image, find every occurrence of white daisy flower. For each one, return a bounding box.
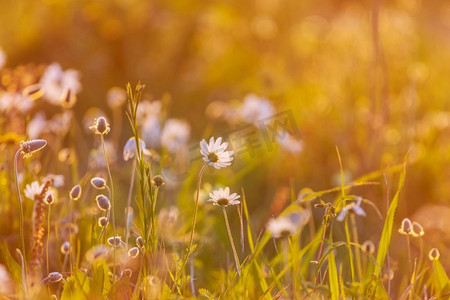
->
[0,92,34,113]
[40,63,81,106]
[106,87,127,109]
[24,181,44,200]
[277,131,303,154]
[239,94,274,124]
[160,119,190,153]
[123,137,151,161]
[200,137,234,169]
[27,113,47,140]
[207,187,240,207]
[336,197,366,222]
[266,213,303,238]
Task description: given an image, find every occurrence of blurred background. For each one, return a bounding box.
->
[1,0,450,279]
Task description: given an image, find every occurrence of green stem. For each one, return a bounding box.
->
[350,214,363,283]
[183,163,208,266]
[100,134,116,281]
[223,208,241,278]
[344,216,355,283]
[46,206,51,275]
[14,149,28,291]
[125,159,136,250]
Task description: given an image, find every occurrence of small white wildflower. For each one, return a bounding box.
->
[267,213,302,238]
[200,137,234,169]
[160,119,190,152]
[277,131,303,153]
[123,137,151,161]
[24,181,44,200]
[27,113,47,139]
[43,174,64,188]
[106,87,127,109]
[336,197,366,222]
[0,92,33,113]
[208,187,240,207]
[239,94,274,124]
[40,63,81,106]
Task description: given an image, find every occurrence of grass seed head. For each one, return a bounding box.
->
[70,184,82,201]
[429,248,440,261]
[96,194,110,211]
[91,177,107,189]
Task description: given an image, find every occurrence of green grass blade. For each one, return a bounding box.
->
[374,153,409,277]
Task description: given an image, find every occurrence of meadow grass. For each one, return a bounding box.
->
[0,81,447,299]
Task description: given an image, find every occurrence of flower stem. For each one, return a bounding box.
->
[46,205,51,275]
[14,149,28,290]
[222,208,241,278]
[125,159,136,250]
[100,134,116,281]
[350,213,363,283]
[183,163,207,267]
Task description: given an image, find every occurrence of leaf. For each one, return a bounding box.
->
[328,249,339,300]
[92,260,112,297]
[374,153,409,277]
[432,260,450,296]
[61,270,90,300]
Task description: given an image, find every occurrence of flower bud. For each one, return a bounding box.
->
[91,177,106,189]
[398,218,412,235]
[61,241,70,254]
[70,185,82,201]
[96,195,110,211]
[98,217,108,227]
[107,236,122,247]
[152,175,165,187]
[45,193,54,205]
[20,139,47,158]
[429,248,440,261]
[136,236,144,248]
[128,247,140,258]
[411,221,424,237]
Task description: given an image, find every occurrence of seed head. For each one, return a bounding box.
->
[429,248,440,261]
[91,177,107,189]
[98,216,108,227]
[96,195,110,211]
[60,89,77,109]
[107,235,122,247]
[90,117,110,135]
[128,246,140,258]
[411,221,425,237]
[23,83,44,101]
[398,218,412,235]
[20,139,47,158]
[122,269,132,277]
[47,272,63,283]
[136,236,144,248]
[362,240,375,255]
[60,241,70,254]
[152,175,165,187]
[69,185,82,201]
[44,193,54,205]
